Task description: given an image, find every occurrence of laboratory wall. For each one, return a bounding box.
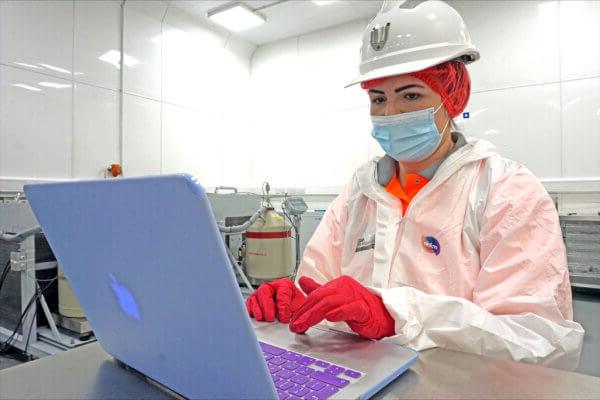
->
[248,0,600,198]
[249,19,372,192]
[0,0,255,192]
[1,0,600,207]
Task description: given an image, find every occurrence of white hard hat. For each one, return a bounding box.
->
[346,0,480,88]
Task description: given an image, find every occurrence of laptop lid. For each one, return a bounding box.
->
[25,174,276,399]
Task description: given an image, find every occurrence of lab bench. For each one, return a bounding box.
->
[1,340,599,399]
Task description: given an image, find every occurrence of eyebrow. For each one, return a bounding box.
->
[368,84,425,95]
[395,84,425,93]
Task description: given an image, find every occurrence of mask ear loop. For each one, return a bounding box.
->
[433,102,445,114]
[439,117,451,136]
[434,102,451,136]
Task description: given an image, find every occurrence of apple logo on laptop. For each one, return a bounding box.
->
[109,273,141,321]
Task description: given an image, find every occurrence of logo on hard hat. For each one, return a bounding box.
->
[370,22,391,51]
[422,235,441,256]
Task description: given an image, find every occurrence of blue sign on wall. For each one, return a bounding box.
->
[463,112,470,119]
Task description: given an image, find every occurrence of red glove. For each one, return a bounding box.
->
[289,275,396,340]
[245,278,309,323]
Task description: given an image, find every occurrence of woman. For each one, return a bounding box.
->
[246,0,584,370]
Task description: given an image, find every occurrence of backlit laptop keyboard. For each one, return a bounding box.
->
[259,341,364,400]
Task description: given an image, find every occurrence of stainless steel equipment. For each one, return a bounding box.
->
[298,210,325,259]
[206,190,263,290]
[0,200,95,357]
[560,215,600,290]
[208,186,311,290]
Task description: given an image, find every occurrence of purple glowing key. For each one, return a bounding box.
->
[324,365,345,376]
[297,356,316,366]
[276,380,295,391]
[282,361,300,371]
[288,385,310,397]
[276,369,295,380]
[311,385,339,400]
[258,342,286,356]
[304,393,320,400]
[270,357,287,366]
[269,365,282,374]
[291,374,310,385]
[282,351,303,362]
[260,342,286,356]
[312,371,350,388]
[260,342,357,397]
[344,369,362,379]
[296,366,315,376]
[305,379,326,391]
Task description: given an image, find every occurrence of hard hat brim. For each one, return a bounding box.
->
[345,47,480,89]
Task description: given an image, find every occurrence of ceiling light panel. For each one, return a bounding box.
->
[208,3,266,32]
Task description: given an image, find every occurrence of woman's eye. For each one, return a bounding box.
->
[404,93,421,101]
[371,97,386,105]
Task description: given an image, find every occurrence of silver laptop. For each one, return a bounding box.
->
[24,174,417,399]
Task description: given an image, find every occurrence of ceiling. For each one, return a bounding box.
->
[169,0,383,46]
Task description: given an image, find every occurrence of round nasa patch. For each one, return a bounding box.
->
[422,235,441,256]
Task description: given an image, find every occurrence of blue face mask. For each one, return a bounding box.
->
[371,103,449,162]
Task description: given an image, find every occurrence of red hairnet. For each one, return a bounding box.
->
[360,61,471,118]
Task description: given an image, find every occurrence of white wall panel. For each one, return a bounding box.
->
[251,20,368,114]
[250,38,304,187]
[296,19,367,111]
[559,0,600,81]
[458,83,562,179]
[561,77,600,178]
[122,94,161,176]
[160,7,254,187]
[162,103,224,186]
[225,33,257,65]
[247,108,303,189]
[221,113,254,188]
[0,0,73,80]
[73,83,119,178]
[123,1,166,100]
[0,0,255,187]
[2,0,600,197]
[74,1,121,90]
[0,66,72,178]
[251,37,301,112]
[451,0,560,92]
[162,9,227,109]
[248,105,371,189]
[249,20,372,189]
[297,107,371,188]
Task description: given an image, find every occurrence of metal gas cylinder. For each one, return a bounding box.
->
[58,266,85,318]
[245,208,293,281]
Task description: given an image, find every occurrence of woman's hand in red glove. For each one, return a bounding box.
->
[245,278,316,323]
[289,275,396,340]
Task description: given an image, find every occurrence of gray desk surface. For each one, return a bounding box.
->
[1,341,600,400]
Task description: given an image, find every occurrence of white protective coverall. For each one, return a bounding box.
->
[296,134,584,370]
